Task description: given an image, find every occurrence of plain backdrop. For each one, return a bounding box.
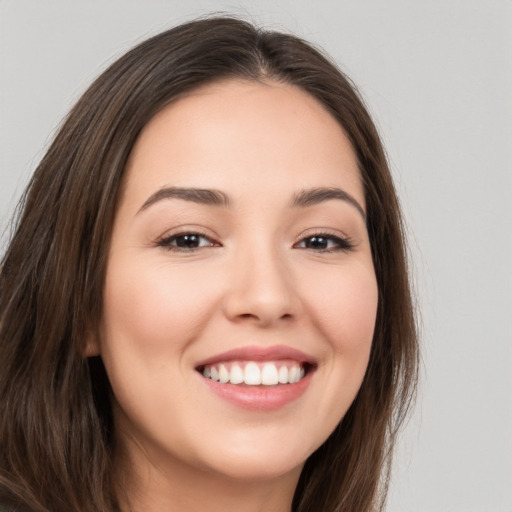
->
[1,1,511,511]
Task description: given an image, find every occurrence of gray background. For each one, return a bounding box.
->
[1,1,511,511]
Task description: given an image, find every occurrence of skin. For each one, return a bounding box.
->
[87,79,378,512]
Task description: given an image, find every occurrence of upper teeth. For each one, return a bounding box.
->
[202,361,305,386]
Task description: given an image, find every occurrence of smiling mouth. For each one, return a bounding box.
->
[195,346,316,410]
[197,360,313,386]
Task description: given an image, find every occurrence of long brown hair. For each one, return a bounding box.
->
[0,16,418,512]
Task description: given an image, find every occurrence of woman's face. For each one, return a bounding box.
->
[92,79,378,485]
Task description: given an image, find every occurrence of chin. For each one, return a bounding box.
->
[190,426,316,483]
[207,453,305,483]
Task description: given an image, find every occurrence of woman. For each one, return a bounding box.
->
[0,16,418,512]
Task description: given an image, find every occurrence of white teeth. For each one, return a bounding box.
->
[229,364,244,384]
[278,365,288,384]
[202,361,307,386]
[261,363,279,385]
[244,362,261,385]
[289,366,299,383]
[218,364,229,384]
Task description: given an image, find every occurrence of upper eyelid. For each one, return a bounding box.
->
[294,227,351,241]
[157,226,220,241]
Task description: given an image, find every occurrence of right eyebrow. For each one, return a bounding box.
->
[137,187,230,214]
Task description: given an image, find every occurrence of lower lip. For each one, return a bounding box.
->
[200,371,313,411]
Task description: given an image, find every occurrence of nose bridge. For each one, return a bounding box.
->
[223,235,299,325]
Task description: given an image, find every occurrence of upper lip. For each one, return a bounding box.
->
[195,345,317,368]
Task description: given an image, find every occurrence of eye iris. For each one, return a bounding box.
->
[175,234,201,248]
[306,236,328,249]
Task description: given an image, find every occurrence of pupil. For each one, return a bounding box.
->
[177,234,199,248]
[307,236,327,249]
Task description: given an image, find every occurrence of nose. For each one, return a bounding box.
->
[222,244,301,327]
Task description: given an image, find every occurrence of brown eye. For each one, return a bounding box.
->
[158,232,218,251]
[296,234,354,252]
[303,236,330,250]
[173,234,204,248]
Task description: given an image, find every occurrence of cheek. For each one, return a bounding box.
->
[101,257,220,354]
[98,258,224,432]
[301,263,378,355]
[291,262,378,452]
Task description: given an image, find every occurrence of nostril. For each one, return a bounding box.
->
[231,311,295,324]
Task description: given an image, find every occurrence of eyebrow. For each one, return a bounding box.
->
[292,187,366,220]
[137,185,365,220]
[138,187,230,213]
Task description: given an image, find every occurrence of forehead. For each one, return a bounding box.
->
[122,78,364,209]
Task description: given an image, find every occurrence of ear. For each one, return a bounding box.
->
[82,335,101,358]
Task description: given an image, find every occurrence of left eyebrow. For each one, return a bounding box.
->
[292,187,366,220]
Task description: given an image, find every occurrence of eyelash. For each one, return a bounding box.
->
[294,232,355,253]
[157,231,354,253]
[157,232,219,252]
